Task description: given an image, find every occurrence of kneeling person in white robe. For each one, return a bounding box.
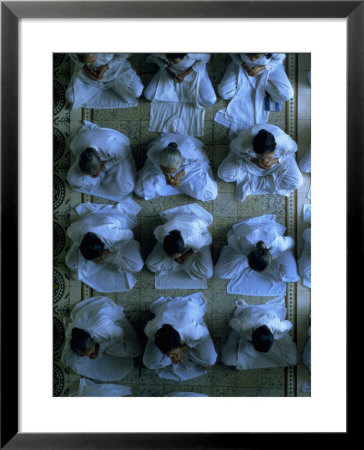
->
[146,204,214,289]
[65,200,143,293]
[214,215,300,296]
[61,296,142,382]
[218,123,303,202]
[66,53,143,110]
[134,133,217,201]
[143,292,217,381]
[215,53,293,137]
[144,53,216,136]
[67,121,136,202]
[221,296,298,370]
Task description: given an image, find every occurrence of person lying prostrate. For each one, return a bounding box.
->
[144,53,216,136]
[221,296,298,370]
[134,133,217,201]
[214,215,300,296]
[218,123,303,202]
[143,292,217,381]
[67,121,136,202]
[215,53,293,137]
[61,296,142,382]
[146,204,213,289]
[66,53,143,109]
[65,199,143,293]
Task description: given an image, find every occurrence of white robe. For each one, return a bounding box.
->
[301,326,311,392]
[221,296,298,370]
[215,53,293,135]
[65,199,144,292]
[66,53,144,109]
[214,215,300,296]
[299,145,311,173]
[298,228,311,288]
[61,296,142,382]
[218,123,303,201]
[67,121,137,202]
[134,133,217,201]
[144,54,216,136]
[146,204,213,289]
[143,292,217,381]
[74,378,132,397]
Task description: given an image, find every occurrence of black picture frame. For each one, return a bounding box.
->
[1,1,360,448]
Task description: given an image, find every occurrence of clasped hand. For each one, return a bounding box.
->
[84,64,109,81]
[165,169,185,187]
[168,345,188,364]
[175,250,192,265]
[167,67,187,84]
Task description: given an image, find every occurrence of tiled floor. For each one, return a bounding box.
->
[53,53,311,397]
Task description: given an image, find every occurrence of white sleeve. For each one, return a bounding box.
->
[182,322,209,348]
[93,321,125,343]
[266,53,286,71]
[189,53,210,73]
[110,53,130,66]
[146,53,168,69]
[272,236,295,254]
[146,243,172,273]
[230,54,242,66]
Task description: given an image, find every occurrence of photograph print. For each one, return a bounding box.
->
[53,52,311,398]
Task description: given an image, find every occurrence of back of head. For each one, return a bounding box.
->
[163,230,185,256]
[79,232,105,260]
[79,148,101,175]
[70,327,94,356]
[76,53,97,63]
[154,324,181,354]
[158,142,182,170]
[252,325,274,353]
[247,241,271,272]
[253,129,276,154]
[166,53,187,60]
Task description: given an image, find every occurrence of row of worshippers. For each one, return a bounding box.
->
[67,121,305,204]
[61,293,302,388]
[66,53,294,137]
[65,200,311,295]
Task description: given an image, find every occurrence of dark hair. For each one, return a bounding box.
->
[78,148,101,175]
[252,129,276,155]
[79,232,105,260]
[251,325,274,353]
[76,53,96,62]
[70,327,94,356]
[246,53,272,59]
[154,324,181,354]
[76,53,87,62]
[166,53,187,60]
[247,241,271,272]
[163,230,185,256]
